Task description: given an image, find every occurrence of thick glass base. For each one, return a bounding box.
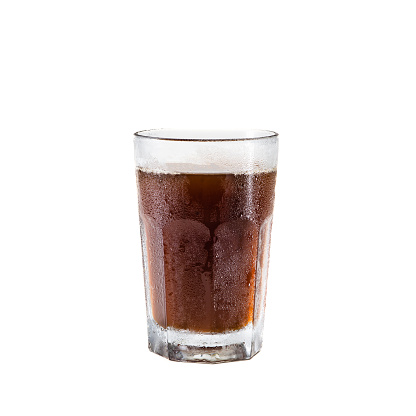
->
[147,318,263,363]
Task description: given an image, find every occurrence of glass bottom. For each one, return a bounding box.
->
[147,318,263,363]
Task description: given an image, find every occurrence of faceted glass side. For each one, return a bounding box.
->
[139,212,274,363]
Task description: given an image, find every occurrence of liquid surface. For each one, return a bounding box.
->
[137,170,276,333]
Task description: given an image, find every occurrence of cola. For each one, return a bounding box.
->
[136,169,276,333]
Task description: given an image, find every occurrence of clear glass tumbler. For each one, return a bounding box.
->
[134,129,279,363]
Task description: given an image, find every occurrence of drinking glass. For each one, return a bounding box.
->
[134,129,279,363]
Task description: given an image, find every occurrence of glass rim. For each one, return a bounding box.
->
[134,129,278,142]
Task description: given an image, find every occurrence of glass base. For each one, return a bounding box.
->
[147,318,263,363]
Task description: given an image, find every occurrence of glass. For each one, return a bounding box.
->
[134,129,279,363]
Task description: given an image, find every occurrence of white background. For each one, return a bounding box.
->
[1,0,415,415]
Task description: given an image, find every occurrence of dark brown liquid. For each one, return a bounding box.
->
[137,170,276,333]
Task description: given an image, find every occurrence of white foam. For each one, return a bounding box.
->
[137,164,276,175]
[134,135,278,174]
